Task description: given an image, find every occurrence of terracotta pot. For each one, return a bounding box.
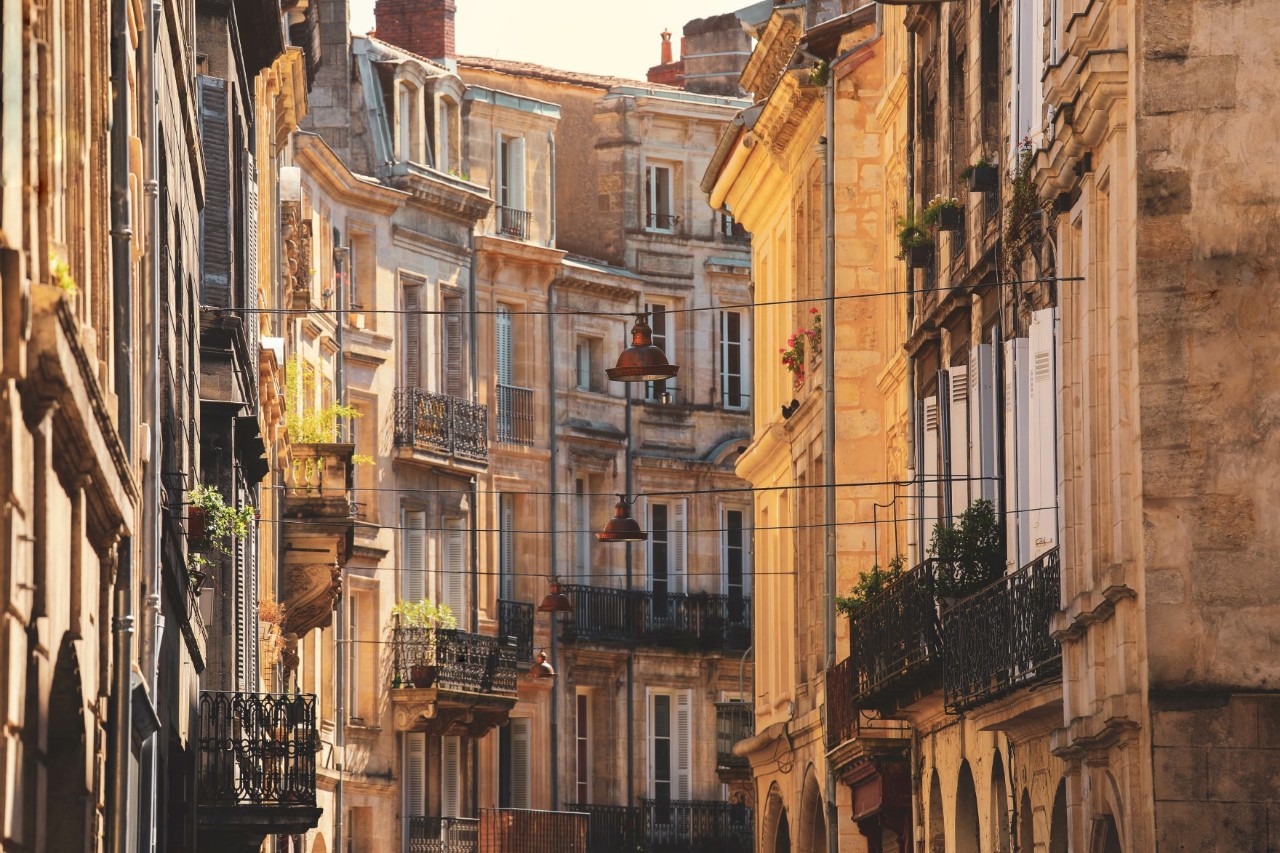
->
[410,664,438,688]
[188,506,207,543]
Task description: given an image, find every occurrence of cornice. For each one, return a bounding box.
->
[295,134,404,215]
[739,5,806,98]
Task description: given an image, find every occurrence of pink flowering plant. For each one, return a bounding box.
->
[779,307,823,390]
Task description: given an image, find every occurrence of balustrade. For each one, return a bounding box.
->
[393,388,488,462]
[197,691,317,807]
[392,627,517,696]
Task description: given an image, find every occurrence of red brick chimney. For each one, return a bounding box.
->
[660,30,673,65]
[647,29,683,87]
[374,0,456,62]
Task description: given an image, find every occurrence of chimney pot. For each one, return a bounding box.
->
[660,29,673,65]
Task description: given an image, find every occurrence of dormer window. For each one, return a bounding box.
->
[496,135,528,239]
[645,163,677,232]
[435,94,460,173]
[397,81,424,164]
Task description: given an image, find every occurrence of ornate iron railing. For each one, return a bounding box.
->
[715,702,753,772]
[498,599,535,662]
[392,627,518,696]
[407,816,478,853]
[846,560,942,706]
[393,388,489,462]
[641,799,754,852]
[942,546,1062,713]
[197,691,317,807]
[568,804,643,853]
[824,656,858,749]
[478,808,588,852]
[495,384,535,446]
[560,585,751,652]
[496,206,530,241]
[646,212,678,231]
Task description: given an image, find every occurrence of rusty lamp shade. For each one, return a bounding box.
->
[606,315,679,383]
[596,497,647,542]
[538,579,574,614]
[529,651,556,679]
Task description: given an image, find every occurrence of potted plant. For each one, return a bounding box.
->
[779,307,822,391]
[835,555,905,617]
[391,599,458,687]
[897,205,934,269]
[961,157,997,193]
[188,553,212,591]
[928,498,1004,600]
[923,195,964,232]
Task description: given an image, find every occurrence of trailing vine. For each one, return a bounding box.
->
[1001,138,1050,278]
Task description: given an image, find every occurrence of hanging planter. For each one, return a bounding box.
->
[897,204,935,270]
[905,242,935,269]
[961,159,997,193]
[924,195,964,232]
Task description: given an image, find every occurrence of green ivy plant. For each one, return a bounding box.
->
[391,599,458,630]
[895,202,932,258]
[929,498,1004,599]
[49,253,78,296]
[1001,138,1049,278]
[835,554,906,617]
[189,483,256,556]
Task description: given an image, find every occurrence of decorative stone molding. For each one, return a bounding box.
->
[281,562,341,640]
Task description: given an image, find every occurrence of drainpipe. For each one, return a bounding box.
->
[335,244,348,853]
[624,379,635,809]
[106,0,135,843]
[546,280,559,809]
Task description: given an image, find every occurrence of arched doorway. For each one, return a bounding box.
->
[761,783,790,853]
[1019,789,1035,852]
[989,752,1010,852]
[1092,814,1122,853]
[928,770,945,853]
[776,810,792,853]
[796,769,827,853]
[1049,780,1068,853]
[46,635,89,852]
[955,760,980,853]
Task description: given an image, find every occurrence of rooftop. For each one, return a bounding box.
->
[458,54,681,92]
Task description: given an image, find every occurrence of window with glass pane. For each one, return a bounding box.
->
[722,311,746,409]
[645,164,674,231]
[652,693,671,804]
[645,304,670,402]
[725,510,746,622]
[574,478,591,581]
[576,692,591,804]
[650,503,669,601]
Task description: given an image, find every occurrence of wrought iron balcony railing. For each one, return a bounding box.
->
[406,816,478,853]
[942,546,1062,713]
[478,808,588,853]
[392,626,518,696]
[496,206,530,240]
[568,804,643,853]
[569,801,752,853]
[197,691,317,808]
[846,559,942,707]
[394,388,488,462]
[498,599,535,661]
[495,384,535,446]
[715,702,753,772]
[646,212,678,231]
[559,585,751,652]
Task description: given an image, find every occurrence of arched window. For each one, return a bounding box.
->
[956,760,980,853]
[398,81,421,163]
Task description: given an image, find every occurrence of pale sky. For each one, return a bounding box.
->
[348,0,747,82]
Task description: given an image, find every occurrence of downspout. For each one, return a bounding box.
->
[547,131,556,248]
[546,279,559,809]
[107,0,135,844]
[334,244,348,853]
[624,360,635,808]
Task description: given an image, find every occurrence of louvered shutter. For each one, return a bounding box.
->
[442,523,467,623]
[1003,338,1031,569]
[500,495,515,600]
[198,76,231,307]
[949,364,970,519]
[674,692,691,800]
[969,344,997,504]
[441,735,461,817]
[405,733,426,817]
[922,396,940,533]
[235,496,248,691]
[404,510,426,602]
[671,500,687,594]
[444,296,464,397]
[246,170,259,360]
[495,307,512,387]
[1027,308,1059,557]
[404,284,422,387]
[510,718,530,809]
[510,137,526,211]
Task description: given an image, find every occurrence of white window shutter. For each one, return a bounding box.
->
[969,345,997,504]
[948,365,970,519]
[1028,308,1059,557]
[500,495,515,600]
[510,137,526,211]
[442,522,467,622]
[671,500,687,594]
[496,308,513,387]
[922,396,940,533]
[405,733,426,817]
[675,691,691,800]
[511,718,530,809]
[404,510,427,602]
[441,735,461,817]
[404,285,422,387]
[1003,338,1031,569]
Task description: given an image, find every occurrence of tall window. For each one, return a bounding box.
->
[648,500,687,599]
[442,294,465,397]
[499,493,515,600]
[648,690,691,804]
[398,82,422,163]
[440,520,467,622]
[401,278,424,387]
[645,303,671,402]
[349,230,375,330]
[497,135,527,216]
[405,733,426,820]
[402,509,427,602]
[575,692,592,804]
[496,305,513,387]
[441,735,462,816]
[574,478,591,581]
[499,719,530,809]
[348,588,376,723]
[723,508,749,618]
[576,337,602,391]
[645,163,675,231]
[721,310,749,410]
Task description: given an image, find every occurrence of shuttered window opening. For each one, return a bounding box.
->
[576,692,592,804]
[921,395,940,541]
[497,135,526,212]
[403,509,427,603]
[403,282,422,387]
[499,494,515,600]
[441,735,461,817]
[1027,308,1060,559]
[648,690,692,806]
[969,342,998,505]
[645,163,675,231]
[198,76,231,308]
[645,303,671,402]
[495,306,513,387]
[721,310,750,410]
[1003,338,1031,570]
[441,520,467,623]
[405,732,426,818]
[574,478,591,582]
[724,508,747,601]
[443,295,464,398]
[948,364,971,520]
[648,500,687,600]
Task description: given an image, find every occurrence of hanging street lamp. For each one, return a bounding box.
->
[606,314,679,383]
[596,496,647,542]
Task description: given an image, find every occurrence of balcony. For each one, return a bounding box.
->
[715,701,753,781]
[942,546,1062,713]
[281,442,354,519]
[196,691,321,844]
[496,206,530,240]
[846,560,942,713]
[390,627,517,735]
[394,388,489,464]
[570,801,753,853]
[495,384,535,446]
[645,212,678,232]
[560,585,751,652]
[407,816,477,853]
[498,599,535,662]
[406,810,589,853]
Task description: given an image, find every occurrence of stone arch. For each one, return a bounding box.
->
[955,760,980,853]
[1019,788,1035,852]
[46,634,89,852]
[1049,779,1068,853]
[760,781,790,853]
[928,769,945,853]
[796,765,827,853]
[1091,814,1122,853]
[989,751,1011,852]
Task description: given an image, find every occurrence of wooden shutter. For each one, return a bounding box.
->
[922,396,940,534]
[948,364,970,519]
[499,494,515,600]
[443,295,464,397]
[674,691,691,800]
[1003,338,1031,569]
[405,733,426,817]
[496,307,512,387]
[671,500,687,594]
[441,735,461,817]
[442,522,467,622]
[510,137,526,211]
[510,718,530,809]
[198,76,231,308]
[403,283,422,387]
[1027,308,1059,557]
[246,170,259,358]
[404,510,427,601]
[969,344,997,504]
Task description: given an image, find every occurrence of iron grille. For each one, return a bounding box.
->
[496,206,531,240]
[715,702,753,771]
[560,585,752,652]
[478,808,588,853]
[495,384,535,446]
[393,626,518,696]
[197,691,317,807]
[498,599,534,661]
[846,559,942,705]
[393,388,489,461]
[406,816,478,853]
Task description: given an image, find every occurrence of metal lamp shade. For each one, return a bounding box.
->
[606,316,679,383]
[530,652,556,679]
[538,580,574,613]
[596,499,647,542]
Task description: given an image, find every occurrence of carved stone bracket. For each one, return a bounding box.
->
[281,562,341,640]
[391,688,515,737]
